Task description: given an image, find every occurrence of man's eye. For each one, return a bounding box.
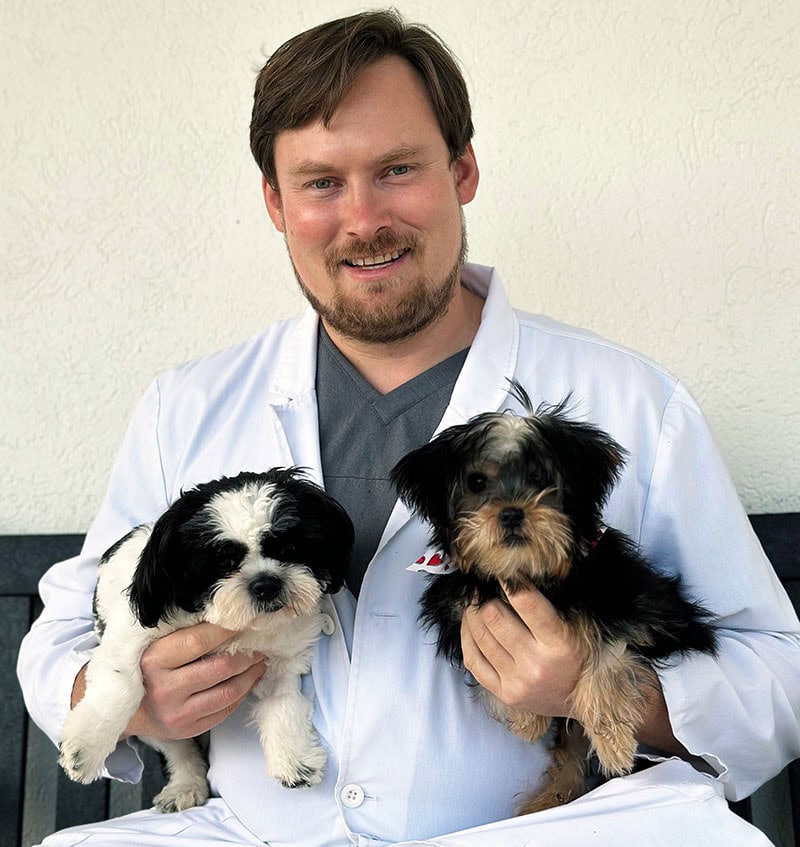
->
[389,165,411,176]
[467,473,487,493]
[311,178,334,190]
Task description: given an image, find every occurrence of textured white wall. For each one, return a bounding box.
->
[2,0,798,533]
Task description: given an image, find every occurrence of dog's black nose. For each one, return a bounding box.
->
[499,507,525,529]
[249,574,283,603]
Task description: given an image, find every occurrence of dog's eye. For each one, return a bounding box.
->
[527,467,546,487]
[215,540,246,573]
[467,472,488,493]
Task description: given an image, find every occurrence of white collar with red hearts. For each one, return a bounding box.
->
[407,547,455,575]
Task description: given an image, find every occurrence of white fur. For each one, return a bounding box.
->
[59,482,334,812]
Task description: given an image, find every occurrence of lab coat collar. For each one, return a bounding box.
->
[263,307,324,484]
[442,263,520,427]
[267,307,320,405]
[378,264,521,552]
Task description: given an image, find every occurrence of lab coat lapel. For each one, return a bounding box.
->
[265,307,325,487]
[379,264,521,547]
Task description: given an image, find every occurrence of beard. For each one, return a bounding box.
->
[287,216,469,344]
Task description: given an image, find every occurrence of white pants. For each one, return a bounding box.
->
[38,761,774,847]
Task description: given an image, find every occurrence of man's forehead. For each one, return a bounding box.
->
[272,56,446,169]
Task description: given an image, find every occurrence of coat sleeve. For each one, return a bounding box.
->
[16,379,170,781]
[634,381,800,800]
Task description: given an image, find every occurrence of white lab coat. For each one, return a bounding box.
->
[18,265,800,846]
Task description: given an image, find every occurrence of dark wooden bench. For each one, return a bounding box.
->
[3,515,799,846]
[2,535,166,847]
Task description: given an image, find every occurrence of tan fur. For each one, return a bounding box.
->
[481,692,552,743]
[569,622,652,776]
[453,500,574,584]
[472,608,653,813]
[518,721,591,815]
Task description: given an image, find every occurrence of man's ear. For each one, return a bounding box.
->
[453,142,479,205]
[262,174,285,233]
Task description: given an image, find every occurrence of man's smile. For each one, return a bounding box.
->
[343,248,411,269]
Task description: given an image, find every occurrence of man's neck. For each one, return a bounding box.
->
[322,285,484,395]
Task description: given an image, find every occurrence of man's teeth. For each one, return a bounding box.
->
[346,249,406,268]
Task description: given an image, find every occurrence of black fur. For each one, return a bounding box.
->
[126,468,353,628]
[391,385,717,668]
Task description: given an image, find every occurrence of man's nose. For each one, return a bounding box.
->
[344,182,392,240]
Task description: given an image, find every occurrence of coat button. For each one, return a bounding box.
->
[340,783,365,808]
[320,614,336,636]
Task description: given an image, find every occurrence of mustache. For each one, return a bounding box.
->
[324,231,421,275]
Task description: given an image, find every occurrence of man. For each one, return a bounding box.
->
[18,10,800,846]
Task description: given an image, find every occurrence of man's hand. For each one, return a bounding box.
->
[460,583,688,755]
[460,583,585,717]
[71,622,266,741]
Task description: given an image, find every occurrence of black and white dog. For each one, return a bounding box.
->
[59,468,353,813]
[391,383,717,813]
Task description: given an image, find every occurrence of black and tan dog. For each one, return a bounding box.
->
[391,382,717,813]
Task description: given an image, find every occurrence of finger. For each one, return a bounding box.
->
[188,657,266,716]
[469,597,534,660]
[151,623,240,670]
[185,684,261,738]
[460,613,501,691]
[178,650,265,695]
[501,582,566,645]
[462,603,525,679]
[184,705,244,739]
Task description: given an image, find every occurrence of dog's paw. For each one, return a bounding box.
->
[59,696,131,784]
[58,736,110,784]
[269,743,327,789]
[153,778,210,813]
[590,723,637,776]
[518,788,571,815]
[277,762,324,789]
[506,709,553,744]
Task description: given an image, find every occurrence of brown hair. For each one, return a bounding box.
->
[250,9,474,188]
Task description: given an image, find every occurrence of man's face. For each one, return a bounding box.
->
[263,55,479,344]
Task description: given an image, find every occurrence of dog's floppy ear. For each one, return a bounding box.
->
[268,468,355,595]
[128,505,190,628]
[391,426,466,548]
[317,496,353,595]
[537,412,626,531]
[300,480,355,595]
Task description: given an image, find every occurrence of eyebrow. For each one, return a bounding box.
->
[286,146,422,179]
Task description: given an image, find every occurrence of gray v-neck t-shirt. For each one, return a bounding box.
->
[316,326,467,595]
